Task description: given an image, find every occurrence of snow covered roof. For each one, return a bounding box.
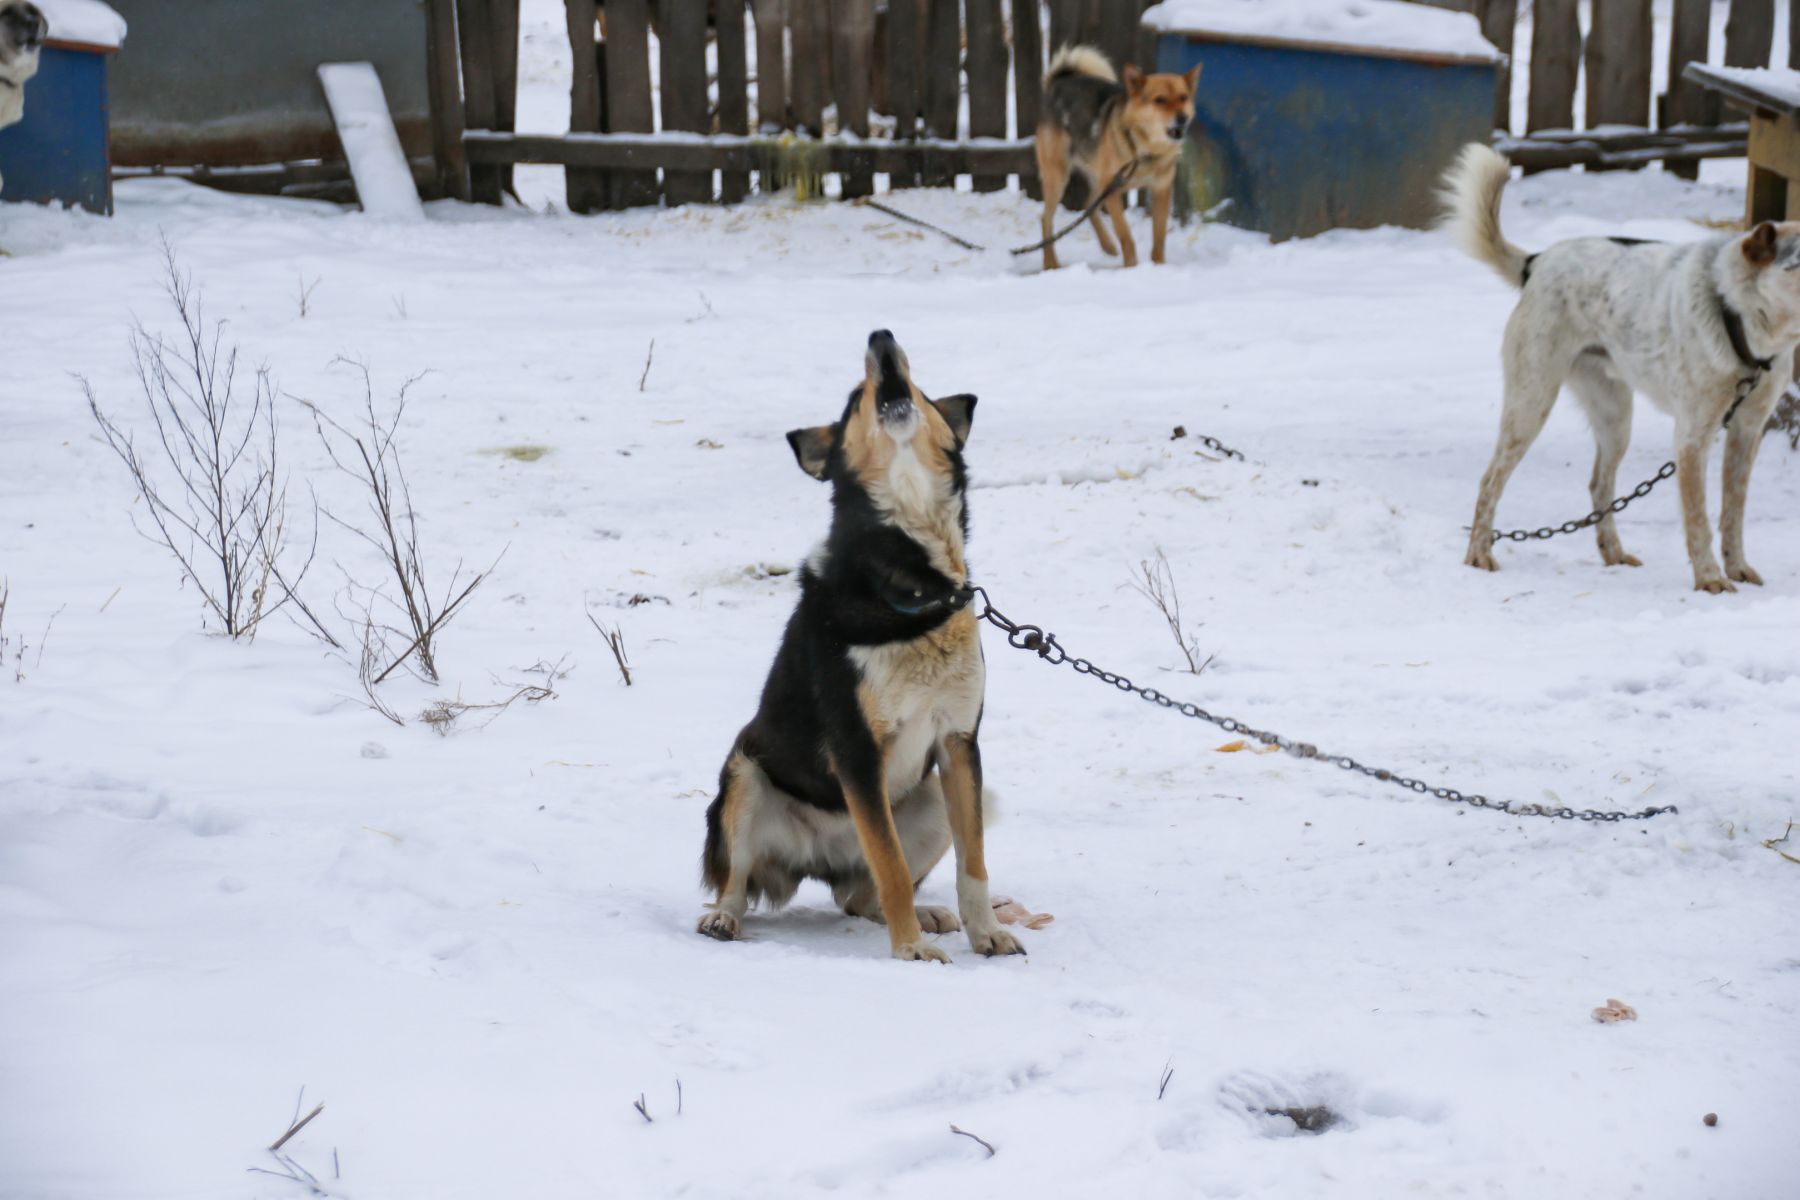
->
[1142,0,1502,65]
[38,0,127,50]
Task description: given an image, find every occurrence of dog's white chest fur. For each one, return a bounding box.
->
[850,624,984,797]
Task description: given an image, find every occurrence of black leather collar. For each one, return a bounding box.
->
[1720,299,1775,374]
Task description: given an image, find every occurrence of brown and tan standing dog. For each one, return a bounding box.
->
[1034,44,1200,271]
[697,330,1024,963]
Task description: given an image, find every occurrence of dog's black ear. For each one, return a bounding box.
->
[1123,64,1144,96]
[787,425,837,480]
[931,394,977,447]
[1744,221,1780,267]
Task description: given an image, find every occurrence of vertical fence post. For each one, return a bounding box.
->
[718,1,752,202]
[1477,0,1516,133]
[833,0,877,198]
[425,0,470,200]
[604,0,659,206]
[790,0,827,136]
[1011,0,1043,198]
[562,0,607,211]
[887,0,921,187]
[659,0,711,204]
[966,0,1008,192]
[1663,0,1712,177]
[1725,0,1776,69]
[920,0,961,187]
[1527,0,1579,134]
[752,0,788,131]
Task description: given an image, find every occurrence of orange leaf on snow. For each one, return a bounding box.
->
[992,896,1055,929]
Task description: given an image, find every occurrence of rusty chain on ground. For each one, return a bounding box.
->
[960,586,1677,823]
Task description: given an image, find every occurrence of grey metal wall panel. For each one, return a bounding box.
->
[107,0,433,166]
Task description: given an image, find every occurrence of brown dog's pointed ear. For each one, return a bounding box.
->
[1123,64,1144,96]
[1184,64,1203,91]
[786,425,836,480]
[1743,221,1779,267]
[930,394,977,448]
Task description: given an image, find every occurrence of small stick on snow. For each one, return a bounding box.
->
[633,1093,653,1123]
[676,1079,683,1116]
[639,339,655,392]
[587,610,633,686]
[1158,1061,1175,1100]
[949,1124,996,1158]
[271,1102,325,1152]
[99,586,122,613]
[34,604,64,669]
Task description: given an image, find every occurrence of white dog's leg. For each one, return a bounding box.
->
[1466,330,1569,571]
[1720,381,1782,586]
[1675,420,1732,593]
[1566,358,1641,568]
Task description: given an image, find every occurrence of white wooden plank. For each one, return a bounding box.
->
[317,61,426,219]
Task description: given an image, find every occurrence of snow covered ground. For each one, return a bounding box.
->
[4,145,1800,1200]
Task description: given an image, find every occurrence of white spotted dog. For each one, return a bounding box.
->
[0,1,46,190]
[697,330,1023,963]
[1440,142,1800,593]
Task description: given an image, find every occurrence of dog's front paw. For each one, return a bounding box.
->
[893,939,952,964]
[1727,562,1764,586]
[697,910,742,941]
[1464,544,1499,572]
[1693,571,1738,595]
[967,925,1026,957]
[916,905,962,934]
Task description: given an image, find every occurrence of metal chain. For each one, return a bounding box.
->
[966,586,1677,822]
[1488,380,1756,545]
[855,156,1147,258]
[1194,433,1244,461]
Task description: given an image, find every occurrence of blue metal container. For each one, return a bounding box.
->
[0,40,116,215]
[1152,29,1497,241]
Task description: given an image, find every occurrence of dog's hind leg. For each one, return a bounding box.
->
[1466,323,1570,570]
[835,775,959,933]
[697,751,758,940]
[1084,172,1120,257]
[1036,127,1072,271]
[1721,379,1782,586]
[1566,356,1641,568]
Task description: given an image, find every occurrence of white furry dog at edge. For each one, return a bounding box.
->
[1439,142,1798,594]
[0,0,46,192]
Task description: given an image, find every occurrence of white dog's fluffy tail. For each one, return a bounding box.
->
[1438,143,1528,288]
[1047,43,1117,84]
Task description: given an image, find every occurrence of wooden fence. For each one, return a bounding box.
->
[1451,0,1789,174]
[447,0,1164,209]
[431,1,1795,211]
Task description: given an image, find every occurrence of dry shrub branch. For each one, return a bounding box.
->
[81,244,331,643]
[301,361,498,684]
[1129,548,1213,675]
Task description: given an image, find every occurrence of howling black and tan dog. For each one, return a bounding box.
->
[1035,44,1201,271]
[697,330,1023,963]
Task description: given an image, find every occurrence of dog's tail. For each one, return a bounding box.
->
[1047,43,1117,85]
[1438,143,1529,288]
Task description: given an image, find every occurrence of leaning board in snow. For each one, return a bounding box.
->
[317,61,424,220]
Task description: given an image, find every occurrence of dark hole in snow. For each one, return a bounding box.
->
[1266,1105,1339,1134]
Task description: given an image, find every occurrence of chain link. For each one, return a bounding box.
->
[966,586,1677,823]
[1488,379,1757,545]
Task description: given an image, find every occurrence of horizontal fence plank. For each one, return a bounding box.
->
[465,130,1037,175]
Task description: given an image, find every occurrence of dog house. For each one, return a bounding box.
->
[0,0,125,214]
[1142,0,1501,241]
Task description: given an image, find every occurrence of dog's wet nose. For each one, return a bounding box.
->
[868,329,896,353]
[1168,120,1188,139]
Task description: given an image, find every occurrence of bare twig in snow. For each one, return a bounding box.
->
[34,604,64,670]
[587,610,633,685]
[686,291,718,323]
[639,338,655,392]
[270,1101,324,1152]
[1129,548,1213,675]
[296,273,320,319]
[633,1093,652,1123]
[949,1124,996,1158]
[1158,1060,1175,1100]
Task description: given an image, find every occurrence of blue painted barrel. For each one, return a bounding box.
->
[0,41,117,215]
[1149,21,1499,241]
